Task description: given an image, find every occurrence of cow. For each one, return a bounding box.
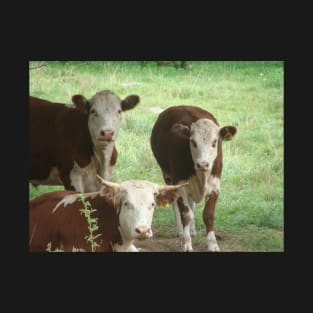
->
[150,105,237,252]
[30,90,140,192]
[29,175,187,252]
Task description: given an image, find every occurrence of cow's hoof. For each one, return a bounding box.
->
[207,242,220,252]
[183,243,193,252]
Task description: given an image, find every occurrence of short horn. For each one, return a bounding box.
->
[157,182,189,192]
[96,175,121,190]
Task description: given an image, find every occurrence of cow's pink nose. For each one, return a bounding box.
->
[100,129,114,141]
[135,226,151,235]
[196,162,209,171]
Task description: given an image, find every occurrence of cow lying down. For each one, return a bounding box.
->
[29,175,187,252]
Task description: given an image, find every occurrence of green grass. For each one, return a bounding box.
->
[29,61,284,252]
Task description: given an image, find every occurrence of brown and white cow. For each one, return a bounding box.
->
[150,105,237,252]
[30,90,140,192]
[29,175,187,252]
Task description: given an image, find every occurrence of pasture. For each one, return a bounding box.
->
[29,61,284,252]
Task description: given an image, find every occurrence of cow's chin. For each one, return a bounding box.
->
[195,166,213,174]
[97,139,113,148]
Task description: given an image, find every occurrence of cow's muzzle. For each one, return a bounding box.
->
[98,130,114,144]
[195,161,209,171]
[135,226,152,239]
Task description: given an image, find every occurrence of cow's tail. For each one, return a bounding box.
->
[52,191,102,214]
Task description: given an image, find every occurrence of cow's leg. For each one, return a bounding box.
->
[177,189,194,252]
[68,164,84,192]
[162,172,184,237]
[203,193,220,252]
[188,197,197,236]
[173,200,184,237]
[60,171,77,191]
[127,244,138,252]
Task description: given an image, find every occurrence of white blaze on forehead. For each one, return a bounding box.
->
[191,118,219,137]
[190,118,220,171]
[88,90,122,143]
[118,180,157,241]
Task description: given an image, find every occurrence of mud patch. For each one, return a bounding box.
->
[134,226,246,252]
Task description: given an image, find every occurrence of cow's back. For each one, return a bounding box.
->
[151,105,218,183]
[29,190,76,251]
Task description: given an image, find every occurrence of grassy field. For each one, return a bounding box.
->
[29,61,284,252]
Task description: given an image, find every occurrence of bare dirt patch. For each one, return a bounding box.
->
[134,226,246,252]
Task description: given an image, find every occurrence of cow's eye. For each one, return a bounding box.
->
[212,139,217,148]
[118,109,122,114]
[190,139,197,148]
[90,109,97,115]
[124,201,128,206]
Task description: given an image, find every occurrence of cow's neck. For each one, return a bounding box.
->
[93,142,114,181]
[184,169,221,203]
[185,170,210,203]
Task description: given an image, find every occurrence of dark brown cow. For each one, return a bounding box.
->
[29,176,187,252]
[30,90,140,192]
[150,105,237,251]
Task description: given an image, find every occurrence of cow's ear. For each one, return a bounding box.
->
[155,182,188,208]
[219,126,237,141]
[72,95,90,114]
[121,95,140,111]
[155,190,179,208]
[170,123,190,139]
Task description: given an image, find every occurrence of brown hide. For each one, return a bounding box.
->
[150,105,223,184]
[29,190,121,252]
[29,96,118,190]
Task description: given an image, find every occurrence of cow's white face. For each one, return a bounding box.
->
[117,181,157,241]
[189,119,220,172]
[88,91,123,148]
[71,90,139,149]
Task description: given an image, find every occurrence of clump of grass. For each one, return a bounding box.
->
[46,242,85,252]
[46,242,64,252]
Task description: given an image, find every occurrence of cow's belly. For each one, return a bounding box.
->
[182,172,221,203]
[30,167,63,186]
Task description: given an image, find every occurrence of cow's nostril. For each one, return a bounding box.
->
[136,227,150,235]
[196,162,209,170]
[101,130,114,139]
